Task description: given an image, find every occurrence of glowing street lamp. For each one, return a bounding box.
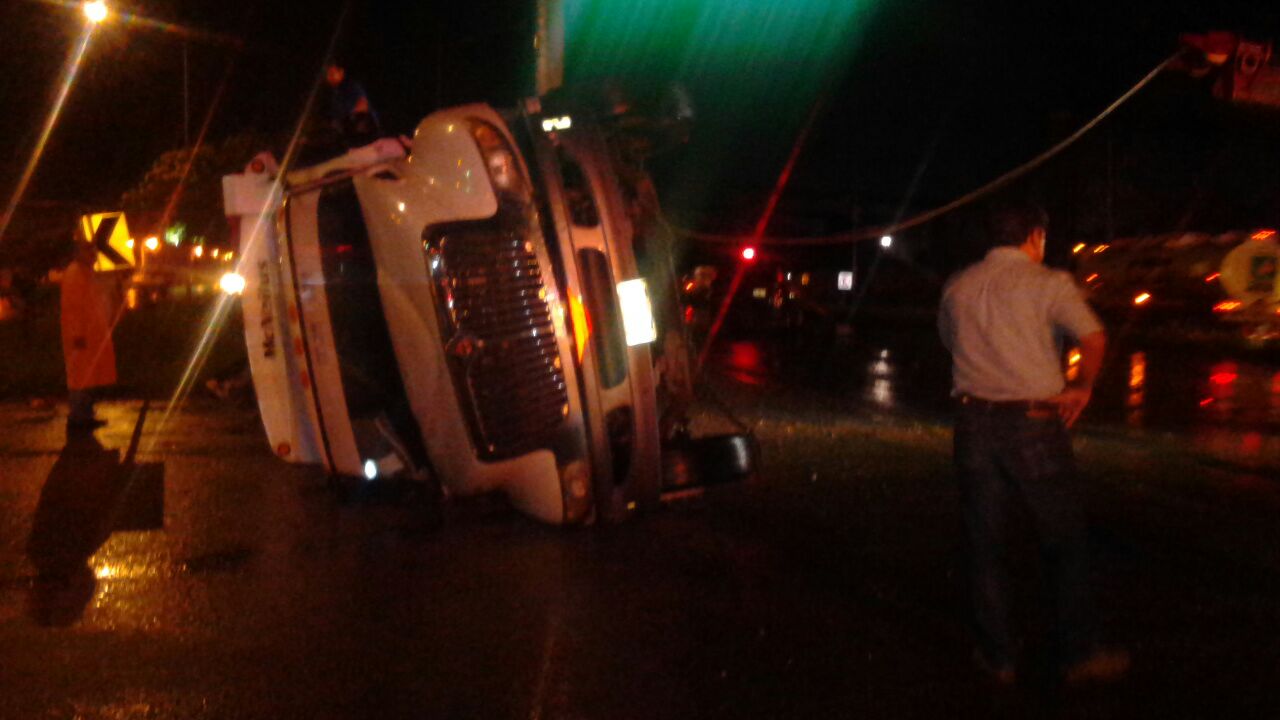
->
[880,235,893,249]
[83,1,109,24]
[144,236,159,252]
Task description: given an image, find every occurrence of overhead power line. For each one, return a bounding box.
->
[678,50,1187,247]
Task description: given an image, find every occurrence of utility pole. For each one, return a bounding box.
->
[535,0,565,96]
[183,41,190,147]
[435,24,444,109]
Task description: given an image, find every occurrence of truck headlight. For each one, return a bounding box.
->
[219,272,246,295]
[616,278,657,346]
[471,121,528,198]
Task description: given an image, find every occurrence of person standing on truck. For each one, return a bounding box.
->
[60,241,116,430]
[938,200,1128,687]
[324,61,380,147]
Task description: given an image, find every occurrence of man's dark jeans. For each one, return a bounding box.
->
[954,402,1096,668]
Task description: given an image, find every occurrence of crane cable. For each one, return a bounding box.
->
[675,49,1187,247]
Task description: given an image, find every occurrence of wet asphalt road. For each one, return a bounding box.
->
[2,331,1280,718]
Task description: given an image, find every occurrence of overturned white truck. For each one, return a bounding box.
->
[222,96,743,525]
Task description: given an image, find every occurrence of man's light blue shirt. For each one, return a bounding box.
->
[939,247,1103,401]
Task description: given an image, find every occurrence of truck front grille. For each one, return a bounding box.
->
[428,202,568,459]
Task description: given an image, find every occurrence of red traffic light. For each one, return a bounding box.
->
[741,246,756,261]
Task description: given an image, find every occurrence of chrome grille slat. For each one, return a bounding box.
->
[480,330,557,348]
[462,310,553,333]
[436,212,568,459]
[473,365,561,393]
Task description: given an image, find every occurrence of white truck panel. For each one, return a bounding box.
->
[224,171,324,465]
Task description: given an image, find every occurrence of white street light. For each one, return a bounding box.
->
[879,235,893,249]
[83,1,109,24]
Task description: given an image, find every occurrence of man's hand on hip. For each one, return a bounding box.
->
[1049,385,1092,428]
[1052,331,1106,428]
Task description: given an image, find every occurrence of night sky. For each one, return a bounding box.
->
[2,0,1279,256]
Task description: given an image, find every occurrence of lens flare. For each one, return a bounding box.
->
[145,2,353,459]
[0,25,95,243]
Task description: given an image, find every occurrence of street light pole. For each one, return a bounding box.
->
[183,41,190,147]
[535,0,565,95]
[0,4,103,244]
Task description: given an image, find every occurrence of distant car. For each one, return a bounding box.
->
[1073,230,1280,342]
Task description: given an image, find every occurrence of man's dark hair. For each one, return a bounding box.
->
[989,200,1048,248]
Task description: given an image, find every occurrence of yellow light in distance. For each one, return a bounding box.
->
[144,236,159,251]
[1065,347,1081,382]
[1129,353,1146,390]
[1133,292,1151,306]
[193,245,203,258]
[1072,243,1086,254]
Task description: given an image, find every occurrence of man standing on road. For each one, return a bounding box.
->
[60,241,116,430]
[938,200,1128,686]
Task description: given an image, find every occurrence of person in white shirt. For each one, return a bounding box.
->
[939,200,1127,686]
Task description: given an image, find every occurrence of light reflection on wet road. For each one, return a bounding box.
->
[710,324,1280,464]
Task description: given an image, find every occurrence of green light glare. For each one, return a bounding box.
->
[564,0,874,113]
